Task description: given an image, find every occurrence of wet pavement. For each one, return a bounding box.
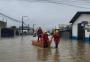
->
[0,36,90,62]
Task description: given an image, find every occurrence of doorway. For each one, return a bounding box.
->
[78,23,85,40]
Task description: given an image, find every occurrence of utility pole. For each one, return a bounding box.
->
[22,16,24,36]
[33,24,36,33]
[21,16,28,36]
[28,24,29,34]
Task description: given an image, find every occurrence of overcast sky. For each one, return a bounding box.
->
[0,0,90,29]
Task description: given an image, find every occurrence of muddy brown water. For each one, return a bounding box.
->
[0,36,90,62]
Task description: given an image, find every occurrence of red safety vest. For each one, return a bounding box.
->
[53,32,60,43]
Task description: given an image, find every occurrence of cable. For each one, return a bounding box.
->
[33,0,90,9]
[24,0,90,9]
[0,12,27,25]
[19,0,90,9]
[0,12,21,23]
[1,0,90,26]
[58,0,90,5]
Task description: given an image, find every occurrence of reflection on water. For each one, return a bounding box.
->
[37,48,52,61]
[37,48,60,62]
[53,49,60,62]
[0,36,90,62]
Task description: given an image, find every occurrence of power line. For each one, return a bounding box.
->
[18,0,90,9]
[35,0,90,9]
[54,0,90,6]
[0,12,21,23]
[58,0,90,5]
[26,0,90,9]
[0,12,27,25]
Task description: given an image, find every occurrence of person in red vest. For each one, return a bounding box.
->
[42,31,49,48]
[37,27,43,41]
[51,30,60,48]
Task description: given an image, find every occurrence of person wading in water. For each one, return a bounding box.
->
[42,31,49,48]
[51,30,60,48]
[37,27,43,41]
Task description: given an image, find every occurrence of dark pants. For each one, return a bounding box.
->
[38,34,42,41]
[44,41,49,48]
[55,42,59,48]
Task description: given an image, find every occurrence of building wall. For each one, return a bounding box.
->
[72,14,90,40]
[0,21,7,37]
[72,24,77,37]
[85,30,89,38]
[0,21,7,28]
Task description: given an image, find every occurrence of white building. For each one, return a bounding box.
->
[70,11,90,41]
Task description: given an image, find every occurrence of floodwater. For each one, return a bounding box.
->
[0,36,90,62]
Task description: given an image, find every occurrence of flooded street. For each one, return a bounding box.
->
[0,36,90,62]
[0,0,90,62]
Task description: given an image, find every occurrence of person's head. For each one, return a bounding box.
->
[54,30,59,34]
[44,30,47,33]
[56,30,59,33]
[39,27,41,29]
[42,29,46,34]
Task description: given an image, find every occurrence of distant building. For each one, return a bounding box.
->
[0,21,7,28]
[70,11,90,41]
[19,26,33,35]
[0,21,7,37]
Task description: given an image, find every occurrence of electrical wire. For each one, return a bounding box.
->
[0,12,27,26]
[47,0,90,9]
